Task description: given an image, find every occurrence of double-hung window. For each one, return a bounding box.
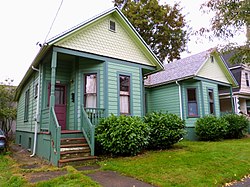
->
[84,74,97,108]
[119,75,130,115]
[187,88,198,117]
[24,89,30,121]
[245,73,249,87]
[208,89,215,115]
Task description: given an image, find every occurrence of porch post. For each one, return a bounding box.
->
[229,86,235,114]
[49,51,57,130]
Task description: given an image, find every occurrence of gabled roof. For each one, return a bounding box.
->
[47,6,163,70]
[15,6,164,100]
[145,48,238,87]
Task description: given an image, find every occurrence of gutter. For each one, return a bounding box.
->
[30,66,40,157]
[176,81,183,120]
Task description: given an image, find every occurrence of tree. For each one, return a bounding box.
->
[0,78,16,139]
[114,0,189,62]
[199,0,250,64]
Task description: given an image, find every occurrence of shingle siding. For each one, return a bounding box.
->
[57,15,152,67]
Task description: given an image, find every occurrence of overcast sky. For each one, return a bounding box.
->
[0,0,246,86]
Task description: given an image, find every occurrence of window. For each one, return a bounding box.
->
[84,74,97,108]
[24,89,30,121]
[120,75,130,115]
[109,20,116,32]
[55,85,65,105]
[208,89,215,114]
[210,55,214,63]
[245,73,249,87]
[34,83,38,98]
[187,88,198,117]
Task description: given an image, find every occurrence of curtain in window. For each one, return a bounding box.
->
[120,91,129,114]
[120,75,130,114]
[85,74,97,108]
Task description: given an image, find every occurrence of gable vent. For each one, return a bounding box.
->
[109,20,116,32]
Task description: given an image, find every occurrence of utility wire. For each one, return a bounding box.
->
[44,0,64,43]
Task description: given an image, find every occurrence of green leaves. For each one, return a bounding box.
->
[95,114,150,156]
[222,114,249,139]
[114,0,188,62]
[195,115,229,141]
[144,111,186,149]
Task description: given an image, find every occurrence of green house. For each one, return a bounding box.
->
[14,7,163,166]
[145,49,238,140]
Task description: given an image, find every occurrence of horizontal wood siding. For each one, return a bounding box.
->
[201,81,220,117]
[16,73,39,132]
[146,83,180,116]
[107,61,142,116]
[77,59,104,129]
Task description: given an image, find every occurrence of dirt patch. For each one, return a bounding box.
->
[9,144,48,168]
[26,170,68,183]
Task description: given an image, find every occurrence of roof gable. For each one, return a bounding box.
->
[145,49,238,87]
[48,7,163,70]
[145,50,209,86]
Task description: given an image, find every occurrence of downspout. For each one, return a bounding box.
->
[176,81,183,120]
[30,66,40,157]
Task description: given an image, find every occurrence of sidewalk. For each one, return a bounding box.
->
[9,144,155,187]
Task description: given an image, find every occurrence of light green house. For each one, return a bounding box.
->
[14,7,163,166]
[145,49,238,140]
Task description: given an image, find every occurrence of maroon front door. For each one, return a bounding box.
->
[53,84,67,130]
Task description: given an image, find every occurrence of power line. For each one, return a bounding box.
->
[44,0,64,43]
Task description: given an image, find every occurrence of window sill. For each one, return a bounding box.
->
[187,115,200,118]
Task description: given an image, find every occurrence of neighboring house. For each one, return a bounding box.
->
[14,7,164,166]
[145,49,238,140]
[219,52,250,115]
[0,84,17,137]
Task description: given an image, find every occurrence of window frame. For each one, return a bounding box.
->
[24,89,30,122]
[245,72,249,87]
[118,74,131,115]
[186,88,199,117]
[208,88,215,115]
[84,73,98,108]
[109,20,116,32]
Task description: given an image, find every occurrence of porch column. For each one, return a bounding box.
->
[49,51,57,124]
[230,87,235,113]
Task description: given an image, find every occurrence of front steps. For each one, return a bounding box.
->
[58,131,97,167]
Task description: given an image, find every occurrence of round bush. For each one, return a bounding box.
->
[195,115,228,141]
[222,114,249,139]
[144,111,186,149]
[95,114,150,156]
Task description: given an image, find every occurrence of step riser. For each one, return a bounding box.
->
[59,136,96,166]
[61,140,87,145]
[61,152,91,160]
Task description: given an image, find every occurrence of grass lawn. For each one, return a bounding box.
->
[1,138,250,186]
[99,138,250,187]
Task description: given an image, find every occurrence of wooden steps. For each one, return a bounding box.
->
[58,136,97,167]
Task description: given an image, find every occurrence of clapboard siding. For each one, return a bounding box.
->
[107,61,142,116]
[16,73,39,132]
[146,83,180,115]
[201,81,220,117]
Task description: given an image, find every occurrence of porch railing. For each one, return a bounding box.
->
[85,107,105,125]
[81,106,105,156]
[50,108,61,166]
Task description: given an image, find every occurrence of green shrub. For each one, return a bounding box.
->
[95,114,150,156]
[195,115,228,141]
[144,111,186,149]
[222,114,249,139]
